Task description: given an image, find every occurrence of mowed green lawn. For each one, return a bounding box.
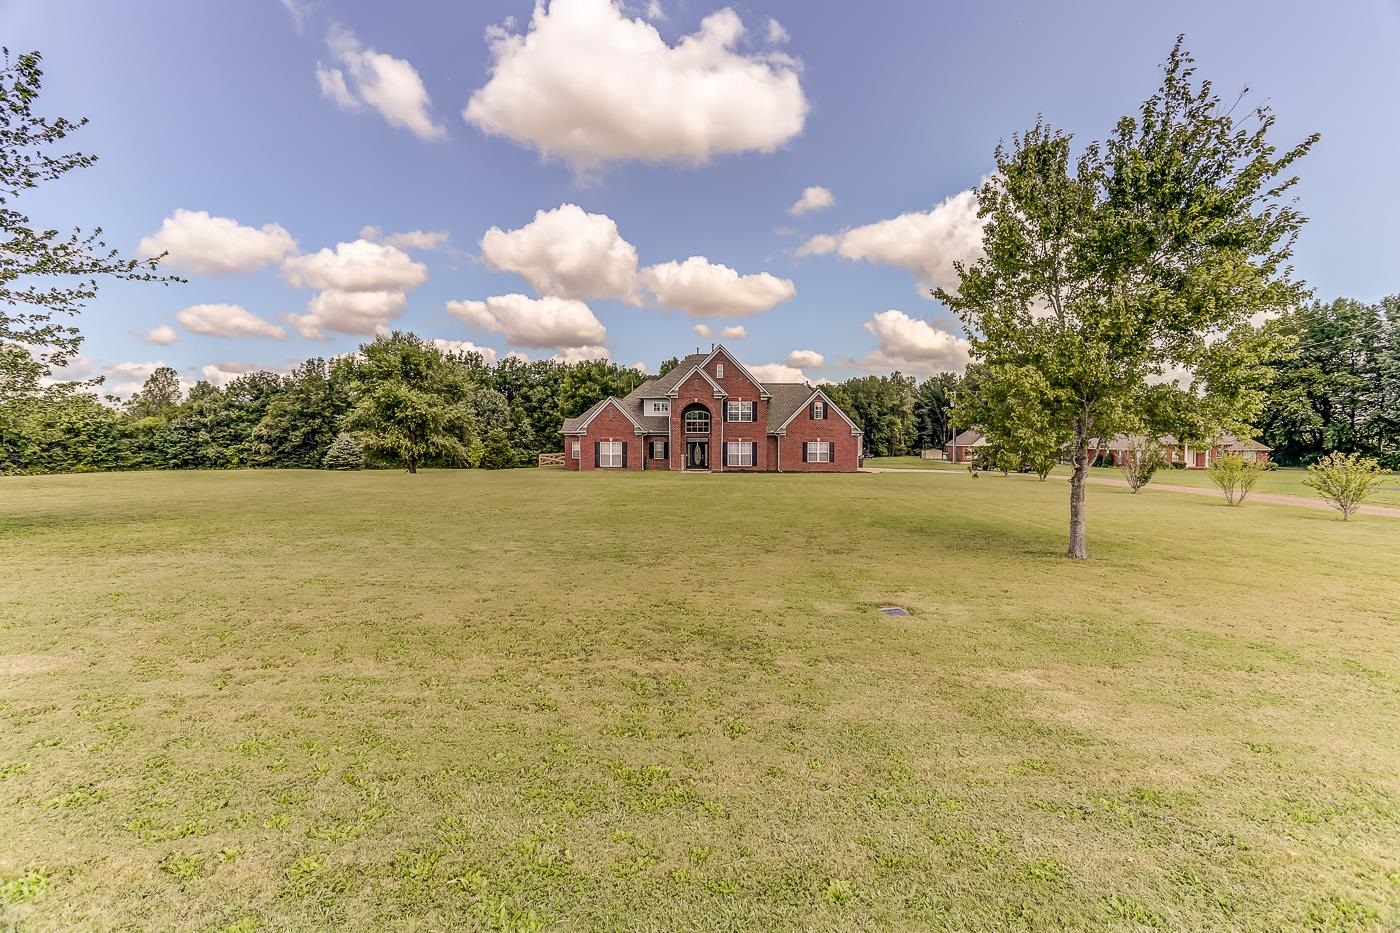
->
[866,456,1400,508]
[2,470,1398,931]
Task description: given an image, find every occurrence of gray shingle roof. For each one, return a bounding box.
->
[560,397,609,435]
[950,429,984,446]
[763,383,814,432]
[619,353,711,433]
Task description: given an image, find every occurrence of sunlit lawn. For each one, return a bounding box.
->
[2,469,1398,930]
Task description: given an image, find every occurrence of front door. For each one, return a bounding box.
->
[686,440,708,470]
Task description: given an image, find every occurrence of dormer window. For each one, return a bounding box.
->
[645,399,670,416]
[715,363,724,379]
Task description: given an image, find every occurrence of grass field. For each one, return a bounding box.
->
[865,456,1400,508]
[2,469,1399,930]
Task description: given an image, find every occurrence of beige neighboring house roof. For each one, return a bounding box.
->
[1098,433,1271,453]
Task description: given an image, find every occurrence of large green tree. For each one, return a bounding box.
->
[1258,297,1399,468]
[826,373,917,457]
[941,39,1315,558]
[342,332,477,473]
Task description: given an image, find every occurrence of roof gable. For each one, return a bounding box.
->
[665,364,727,398]
[772,387,863,436]
[698,345,770,398]
[563,396,647,435]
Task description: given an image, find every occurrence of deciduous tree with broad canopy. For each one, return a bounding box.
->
[941,39,1316,558]
[342,332,477,474]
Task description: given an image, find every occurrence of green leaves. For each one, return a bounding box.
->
[940,39,1317,556]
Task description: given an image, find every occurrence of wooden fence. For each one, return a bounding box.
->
[538,452,565,468]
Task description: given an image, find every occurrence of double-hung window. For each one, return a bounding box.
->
[652,440,666,459]
[812,400,825,420]
[726,440,754,467]
[805,441,831,463]
[571,441,580,461]
[715,363,724,379]
[726,400,754,422]
[598,441,623,468]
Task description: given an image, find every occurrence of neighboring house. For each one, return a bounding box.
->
[1097,434,1272,469]
[560,345,863,472]
[945,430,987,463]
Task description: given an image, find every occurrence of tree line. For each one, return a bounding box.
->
[3,293,1394,475]
[1,333,648,474]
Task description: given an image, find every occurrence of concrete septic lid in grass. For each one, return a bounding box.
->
[879,606,912,617]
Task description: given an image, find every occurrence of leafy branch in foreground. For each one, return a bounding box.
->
[0,48,180,388]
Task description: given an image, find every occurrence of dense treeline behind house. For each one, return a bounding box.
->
[1,296,1395,474]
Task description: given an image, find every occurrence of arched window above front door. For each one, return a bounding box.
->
[683,405,710,434]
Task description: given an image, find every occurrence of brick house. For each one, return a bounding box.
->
[1098,434,1272,469]
[560,346,863,472]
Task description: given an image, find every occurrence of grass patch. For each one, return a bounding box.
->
[1,468,1398,929]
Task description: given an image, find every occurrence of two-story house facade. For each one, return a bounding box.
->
[560,346,863,472]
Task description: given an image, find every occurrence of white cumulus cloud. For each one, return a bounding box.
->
[447,294,606,349]
[795,233,837,256]
[640,256,794,318]
[463,0,808,171]
[481,204,640,302]
[318,24,445,140]
[282,239,427,292]
[785,349,824,369]
[693,324,711,338]
[200,361,272,388]
[141,324,179,346]
[788,185,832,215]
[429,338,499,365]
[719,325,746,339]
[137,209,296,275]
[177,303,286,339]
[551,345,612,364]
[101,360,174,397]
[361,225,451,251]
[747,362,815,384]
[860,309,971,375]
[289,290,408,338]
[810,186,986,297]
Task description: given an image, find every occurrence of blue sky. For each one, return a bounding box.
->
[4,0,1398,394]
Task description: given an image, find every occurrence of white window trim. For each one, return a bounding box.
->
[684,409,711,434]
[726,400,755,422]
[652,440,665,459]
[571,441,580,461]
[813,400,825,420]
[808,440,832,463]
[715,363,724,379]
[726,440,754,467]
[599,440,623,468]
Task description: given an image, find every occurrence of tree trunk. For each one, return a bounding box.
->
[406,455,418,474]
[1067,420,1090,560]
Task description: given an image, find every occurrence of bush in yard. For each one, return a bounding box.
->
[322,432,363,470]
[1119,438,1168,493]
[1303,452,1383,521]
[1208,453,1265,506]
[479,428,519,470]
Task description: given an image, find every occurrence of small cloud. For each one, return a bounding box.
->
[788,185,833,215]
[140,324,179,346]
[719,325,746,339]
[693,324,712,338]
[766,18,790,45]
